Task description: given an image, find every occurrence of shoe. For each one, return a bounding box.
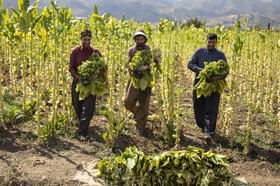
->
[200,127,205,133]
[79,135,87,142]
[204,134,212,144]
[137,127,150,137]
[137,127,146,136]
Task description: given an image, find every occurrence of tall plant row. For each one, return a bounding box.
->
[0,1,279,148]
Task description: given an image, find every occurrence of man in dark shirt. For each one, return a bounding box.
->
[124,30,158,136]
[188,33,228,143]
[69,29,102,141]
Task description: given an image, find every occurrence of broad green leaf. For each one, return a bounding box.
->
[176,177,185,184]
[93,14,104,22]
[43,7,50,17]
[139,78,148,91]
[10,8,20,18]
[0,9,8,29]
[18,13,27,31]
[18,0,30,12]
[27,5,36,14]
[50,0,58,11]
[243,17,248,27]
[14,35,22,42]
[32,0,39,9]
[215,154,228,160]
[32,14,44,30]
[127,158,136,170]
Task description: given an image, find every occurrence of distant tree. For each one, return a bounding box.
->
[158,18,179,33]
[253,24,262,31]
[182,17,204,28]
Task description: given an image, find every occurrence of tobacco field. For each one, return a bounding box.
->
[0,0,280,185]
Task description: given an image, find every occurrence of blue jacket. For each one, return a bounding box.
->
[188,47,228,80]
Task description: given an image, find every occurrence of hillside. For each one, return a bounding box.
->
[2,0,280,27]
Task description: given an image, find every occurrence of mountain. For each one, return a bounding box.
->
[2,0,280,27]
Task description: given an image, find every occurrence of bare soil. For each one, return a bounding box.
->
[1,74,280,186]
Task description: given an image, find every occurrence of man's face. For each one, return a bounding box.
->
[81,35,91,48]
[135,35,146,48]
[206,39,217,51]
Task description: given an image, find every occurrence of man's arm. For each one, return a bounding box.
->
[127,48,134,74]
[69,50,79,79]
[188,50,203,73]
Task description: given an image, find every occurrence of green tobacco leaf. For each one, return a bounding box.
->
[10,8,20,18]
[98,146,232,185]
[0,9,8,28]
[27,5,35,14]
[18,0,30,12]
[139,78,148,91]
[18,14,26,31]
[127,158,136,170]
[32,14,44,30]
[50,0,58,12]
[32,0,39,9]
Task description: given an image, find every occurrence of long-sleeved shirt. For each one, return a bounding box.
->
[127,45,159,71]
[69,45,102,79]
[128,45,151,62]
[188,47,228,80]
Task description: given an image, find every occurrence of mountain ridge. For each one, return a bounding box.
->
[2,0,280,27]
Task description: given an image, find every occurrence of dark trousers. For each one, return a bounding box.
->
[193,89,220,136]
[71,79,96,136]
[124,79,151,127]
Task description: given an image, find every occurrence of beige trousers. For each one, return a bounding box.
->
[124,79,151,127]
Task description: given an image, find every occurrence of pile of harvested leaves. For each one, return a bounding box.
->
[97,146,233,185]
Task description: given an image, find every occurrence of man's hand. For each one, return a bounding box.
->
[78,76,89,86]
[88,74,98,81]
[138,65,149,71]
[206,76,221,83]
[131,71,143,79]
[78,76,84,83]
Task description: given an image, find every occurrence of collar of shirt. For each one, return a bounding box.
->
[134,45,150,51]
[206,47,216,53]
[81,45,90,51]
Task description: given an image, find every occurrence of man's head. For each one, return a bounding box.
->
[206,33,218,51]
[80,29,92,49]
[133,30,147,48]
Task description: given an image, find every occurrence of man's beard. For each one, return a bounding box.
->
[137,43,144,48]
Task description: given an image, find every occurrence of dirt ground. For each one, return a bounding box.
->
[1,75,280,185]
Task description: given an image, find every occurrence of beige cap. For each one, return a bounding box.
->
[133,30,147,40]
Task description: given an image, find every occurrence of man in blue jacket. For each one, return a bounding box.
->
[188,33,228,143]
